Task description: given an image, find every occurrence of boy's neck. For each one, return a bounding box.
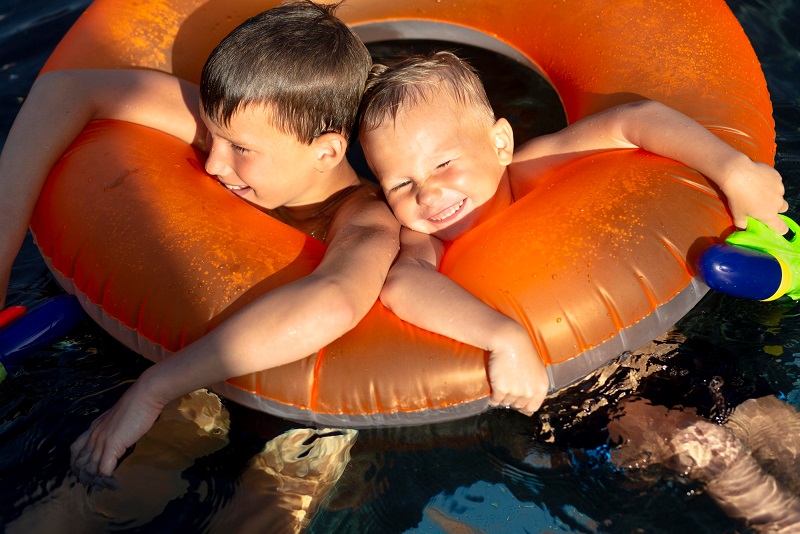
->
[268,181,363,242]
[498,169,515,205]
[266,160,364,242]
[481,170,515,221]
[321,160,361,198]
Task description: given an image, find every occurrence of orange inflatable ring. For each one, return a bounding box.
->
[30,0,774,426]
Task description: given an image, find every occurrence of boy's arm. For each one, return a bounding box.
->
[512,100,788,233]
[0,69,205,307]
[70,191,400,481]
[380,227,548,414]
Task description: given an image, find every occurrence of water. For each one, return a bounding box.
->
[1,0,799,532]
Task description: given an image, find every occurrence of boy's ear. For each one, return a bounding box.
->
[311,132,347,172]
[491,118,514,165]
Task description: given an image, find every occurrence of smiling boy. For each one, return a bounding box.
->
[0,1,399,482]
[357,52,789,415]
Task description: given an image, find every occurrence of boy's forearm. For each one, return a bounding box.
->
[138,215,399,399]
[138,271,370,402]
[618,101,745,183]
[618,100,788,231]
[517,100,787,231]
[381,262,525,352]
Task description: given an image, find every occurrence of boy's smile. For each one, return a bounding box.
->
[362,92,514,242]
[429,199,465,222]
[219,181,250,195]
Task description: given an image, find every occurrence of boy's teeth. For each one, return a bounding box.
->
[226,184,247,190]
[431,200,463,221]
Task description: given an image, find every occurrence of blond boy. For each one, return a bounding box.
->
[357,52,788,415]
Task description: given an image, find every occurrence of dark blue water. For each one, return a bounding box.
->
[1,1,798,532]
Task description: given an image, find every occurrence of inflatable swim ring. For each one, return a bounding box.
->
[30,0,775,426]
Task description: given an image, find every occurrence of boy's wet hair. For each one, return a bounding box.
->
[201,0,370,144]
[358,51,496,135]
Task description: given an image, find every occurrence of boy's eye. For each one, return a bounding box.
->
[231,143,249,154]
[389,180,411,193]
[437,160,451,170]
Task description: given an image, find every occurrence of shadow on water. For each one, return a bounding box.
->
[0,0,799,532]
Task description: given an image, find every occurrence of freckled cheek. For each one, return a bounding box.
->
[243,153,272,177]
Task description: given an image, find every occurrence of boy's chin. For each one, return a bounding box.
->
[430,221,471,242]
[430,211,484,242]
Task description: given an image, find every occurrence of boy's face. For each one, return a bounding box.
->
[201,104,326,210]
[361,93,513,242]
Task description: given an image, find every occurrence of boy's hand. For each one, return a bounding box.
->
[70,377,166,485]
[486,324,549,416]
[718,154,789,234]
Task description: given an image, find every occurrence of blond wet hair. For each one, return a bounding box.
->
[358,51,496,135]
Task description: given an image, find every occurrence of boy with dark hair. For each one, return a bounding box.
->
[0,1,399,482]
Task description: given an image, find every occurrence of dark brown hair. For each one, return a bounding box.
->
[201,1,371,144]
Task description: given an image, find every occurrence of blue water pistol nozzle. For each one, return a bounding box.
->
[698,215,800,301]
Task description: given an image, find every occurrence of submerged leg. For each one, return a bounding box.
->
[609,397,800,532]
[669,419,800,532]
[6,389,231,532]
[607,397,701,469]
[724,395,800,494]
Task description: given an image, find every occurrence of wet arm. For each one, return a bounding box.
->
[150,197,400,384]
[380,228,548,412]
[380,228,519,351]
[513,100,788,232]
[0,69,204,306]
[71,195,400,478]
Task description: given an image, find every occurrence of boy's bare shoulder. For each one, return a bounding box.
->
[328,178,399,240]
[508,132,582,198]
[349,178,385,201]
[323,178,400,278]
[337,178,393,218]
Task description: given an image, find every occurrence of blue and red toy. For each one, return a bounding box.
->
[0,295,85,381]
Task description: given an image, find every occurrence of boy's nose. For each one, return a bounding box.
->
[416,180,442,207]
[204,144,230,177]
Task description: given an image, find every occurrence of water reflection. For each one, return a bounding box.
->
[5,389,357,533]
